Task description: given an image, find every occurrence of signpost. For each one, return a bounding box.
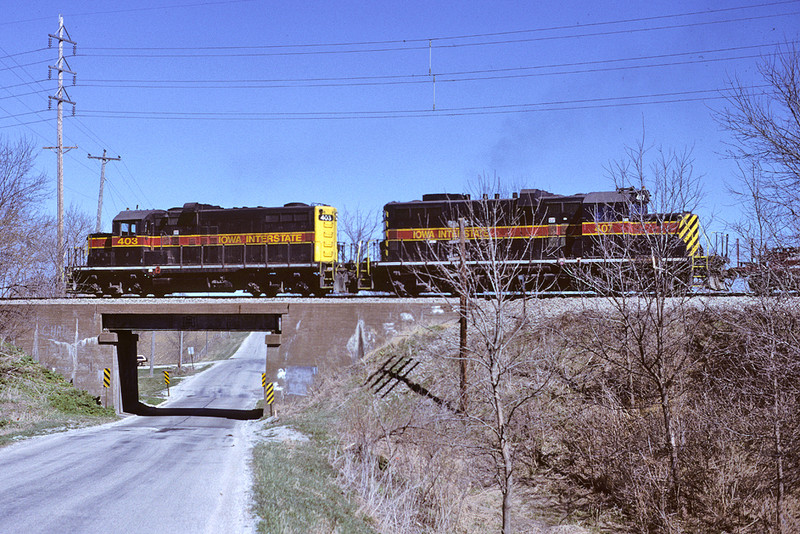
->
[102,367,110,406]
[263,374,274,416]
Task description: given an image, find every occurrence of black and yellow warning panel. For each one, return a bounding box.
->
[264,381,275,405]
[103,368,111,388]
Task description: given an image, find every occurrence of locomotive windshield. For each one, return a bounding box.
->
[115,220,139,236]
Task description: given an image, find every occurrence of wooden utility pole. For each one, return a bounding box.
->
[45,15,77,283]
[88,150,121,232]
[458,217,468,413]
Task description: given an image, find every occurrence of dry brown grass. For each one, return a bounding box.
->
[303,323,615,534]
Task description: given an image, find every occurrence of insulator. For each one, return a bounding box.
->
[73,75,76,85]
[73,45,76,55]
[48,69,52,80]
[48,100,52,110]
[71,105,76,116]
[48,37,52,47]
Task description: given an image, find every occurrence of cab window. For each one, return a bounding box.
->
[119,221,138,236]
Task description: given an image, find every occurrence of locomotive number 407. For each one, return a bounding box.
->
[318,213,336,222]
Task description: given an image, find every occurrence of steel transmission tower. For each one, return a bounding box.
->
[45,14,77,283]
[88,150,121,233]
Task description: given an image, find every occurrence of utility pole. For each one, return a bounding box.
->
[88,150,121,232]
[458,217,468,413]
[44,15,77,283]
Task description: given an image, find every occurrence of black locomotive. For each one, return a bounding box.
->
[69,202,338,296]
[370,187,702,295]
[68,186,710,297]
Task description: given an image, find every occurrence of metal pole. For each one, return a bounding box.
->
[45,15,76,284]
[56,16,64,279]
[149,331,155,377]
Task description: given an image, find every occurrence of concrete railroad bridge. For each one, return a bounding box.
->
[0,298,457,414]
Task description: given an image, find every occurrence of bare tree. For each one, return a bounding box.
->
[568,138,707,530]
[705,151,800,532]
[0,137,49,297]
[339,205,381,263]
[410,175,559,533]
[700,301,800,533]
[716,43,800,242]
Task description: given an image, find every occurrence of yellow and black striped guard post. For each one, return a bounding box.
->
[265,381,275,405]
[103,368,111,388]
[261,372,266,388]
[678,213,700,257]
[163,370,170,385]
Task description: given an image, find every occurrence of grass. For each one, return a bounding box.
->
[0,343,117,447]
[250,403,378,534]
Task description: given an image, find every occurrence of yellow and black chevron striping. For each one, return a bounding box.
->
[103,368,111,388]
[264,382,275,405]
[678,213,700,257]
[163,370,170,385]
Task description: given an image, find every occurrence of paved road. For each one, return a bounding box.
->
[0,332,267,534]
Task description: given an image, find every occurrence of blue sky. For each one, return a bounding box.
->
[2,0,799,244]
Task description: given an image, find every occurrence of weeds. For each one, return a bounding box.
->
[0,342,116,446]
[251,403,377,534]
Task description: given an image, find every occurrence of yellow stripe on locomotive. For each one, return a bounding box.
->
[314,205,338,263]
[678,213,700,257]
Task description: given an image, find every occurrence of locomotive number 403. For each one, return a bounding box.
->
[318,213,336,222]
[119,237,139,245]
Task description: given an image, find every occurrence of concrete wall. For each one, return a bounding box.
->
[272,300,456,399]
[1,298,458,408]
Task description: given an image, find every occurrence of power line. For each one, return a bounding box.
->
[0,34,153,213]
[0,0,262,27]
[77,9,800,58]
[78,42,790,88]
[80,1,800,51]
[0,48,49,59]
[0,59,51,72]
[0,88,52,100]
[71,52,775,91]
[75,85,755,121]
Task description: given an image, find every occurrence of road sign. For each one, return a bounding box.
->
[261,372,266,388]
[163,370,170,396]
[103,368,111,388]
[265,382,274,405]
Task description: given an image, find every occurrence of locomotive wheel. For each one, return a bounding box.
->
[129,283,144,296]
[247,282,262,297]
[263,286,280,298]
[106,283,123,297]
